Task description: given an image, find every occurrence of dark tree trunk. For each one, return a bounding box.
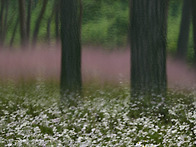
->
[2,0,8,43]
[60,0,82,103]
[79,0,83,32]
[32,0,38,10]
[130,0,168,96]
[176,0,191,59]
[27,0,32,43]
[46,2,55,43]
[18,0,27,46]
[32,0,48,45]
[55,0,60,42]
[192,0,196,62]
[0,0,5,47]
[10,18,19,47]
[46,18,51,43]
[5,0,16,31]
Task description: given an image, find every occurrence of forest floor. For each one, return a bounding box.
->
[0,45,195,146]
[0,45,196,90]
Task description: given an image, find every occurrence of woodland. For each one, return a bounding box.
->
[0,0,195,146]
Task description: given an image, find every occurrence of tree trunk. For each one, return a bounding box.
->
[46,2,55,44]
[192,0,196,62]
[130,0,168,96]
[27,0,32,44]
[46,18,51,43]
[32,0,48,45]
[60,0,82,104]
[18,0,27,46]
[176,0,191,59]
[55,0,60,42]
[6,1,16,33]
[2,0,8,44]
[0,0,5,47]
[10,18,19,47]
[79,0,83,33]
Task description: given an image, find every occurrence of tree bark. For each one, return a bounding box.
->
[79,0,83,32]
[176,0,191,59]
[10,18,19,47]
[46,2,56,43]
[46,18,51,43]
[27,0,32,43]
[130,0,168,96]
[2,0,8,44]
[55,0,60,42]
[60,0,82,103]
[192,0,196,62]
[18,0,27,46]
[0,0,5,47]
[32,0,48,45]
[7,10,16,34]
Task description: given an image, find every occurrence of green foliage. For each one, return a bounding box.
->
[169,0,182,17]
[82,19,109,45]
[82,0,102,23]
[82,0,129,47]
[3,0,196,61]
[167,13,181,55]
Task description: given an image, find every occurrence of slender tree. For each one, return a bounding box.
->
[10,18,19,47]
[192,0,196,62]
[26,0,32,43]
[176,0,191,59]
[6,2,16,33]
[2,0,9,43]
[46,15,52,43]
[60,0,82,103]
[46,1,56,43]
[130,0,168,96]
[18,0,27,46]
[0,0,5,47]
[55,0,60,42]
[32,0,48,45]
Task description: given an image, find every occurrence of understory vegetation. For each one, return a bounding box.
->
[0,80,195,146]
[1,0,196,146]
[7,0,194,58]
[4,0,195,61]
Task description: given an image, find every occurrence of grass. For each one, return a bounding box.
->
[0,79,195,146]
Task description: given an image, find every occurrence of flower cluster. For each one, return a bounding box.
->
[0,82,195,146]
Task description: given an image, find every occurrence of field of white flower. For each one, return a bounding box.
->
[0,80,195,147]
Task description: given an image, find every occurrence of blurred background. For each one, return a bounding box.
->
[0,0,195,87]
[0,0,188,51]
